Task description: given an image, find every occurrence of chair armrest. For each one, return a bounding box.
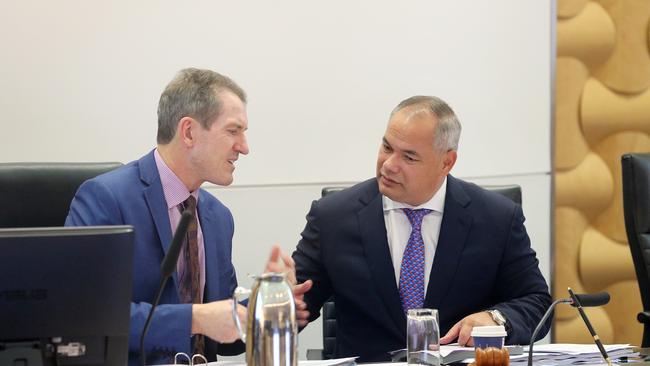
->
[306,349,324,360]
[637,311,650,324]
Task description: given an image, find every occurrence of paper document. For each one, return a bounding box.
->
[158,357,357,366]
[298,358,357,366]
[510,343,638,366]
[389,344,523,364]
[524,343,632,354]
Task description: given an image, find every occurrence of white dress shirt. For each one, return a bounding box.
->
[383,176,447,295]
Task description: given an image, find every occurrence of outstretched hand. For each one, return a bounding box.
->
[264,244,297,285]
[263,244,313,327]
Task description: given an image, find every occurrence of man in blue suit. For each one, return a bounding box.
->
[66,68,310,365]
[293,96,551,361]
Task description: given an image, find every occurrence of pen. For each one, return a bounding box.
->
[568,287,611,366]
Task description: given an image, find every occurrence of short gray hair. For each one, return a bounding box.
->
[157,68,247,144]
[391,95,461,151]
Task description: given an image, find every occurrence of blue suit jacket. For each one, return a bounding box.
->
[65,150,242,365]
[293,176,551,362]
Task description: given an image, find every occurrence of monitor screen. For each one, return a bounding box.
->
[0,226,134,366]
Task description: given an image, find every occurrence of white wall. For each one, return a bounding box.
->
[0,0,552,358]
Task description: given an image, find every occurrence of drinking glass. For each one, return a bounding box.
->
[407,308,440,366]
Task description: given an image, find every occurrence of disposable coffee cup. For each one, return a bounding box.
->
[470,325,506,349]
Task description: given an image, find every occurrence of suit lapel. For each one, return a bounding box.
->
[197,191,219,302]
[424,175,472,308]
[358,183,406,338]
[139,151,176,286]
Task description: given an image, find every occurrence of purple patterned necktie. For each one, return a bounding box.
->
[178,196,204,355]
[178,196,200,304]
[399,208,432,314]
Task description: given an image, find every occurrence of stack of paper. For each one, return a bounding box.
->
[441,345,524,364]
[174,358,357,366]
[389,344,523,364]
[509,343,638,365]
[298,358,357,366]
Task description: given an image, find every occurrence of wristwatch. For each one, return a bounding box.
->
[486,309,507,326]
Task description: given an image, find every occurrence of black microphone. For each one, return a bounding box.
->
[571,292,610,308]
[140,210,193,366]
[527,290,611,366]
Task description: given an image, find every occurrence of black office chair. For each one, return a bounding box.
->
[0,162,123,228]
[307,183,522,359]
[621,153,650,347]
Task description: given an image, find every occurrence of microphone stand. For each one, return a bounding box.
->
[140,276,171,366]
[527,298,571,366]
[140,210,193,366]
[527,289,612,366]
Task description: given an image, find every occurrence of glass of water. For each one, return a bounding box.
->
[407,308,440,366]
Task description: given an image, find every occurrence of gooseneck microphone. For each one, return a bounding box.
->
[140,210,193,366]
[527,289,610,366]
[568,288,612,366]
[571,292,610,308]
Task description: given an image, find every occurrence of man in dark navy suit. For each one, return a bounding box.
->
[66,68,311,365]
[293,95,551,361]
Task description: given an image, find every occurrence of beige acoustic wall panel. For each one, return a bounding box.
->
[555,0,650,345]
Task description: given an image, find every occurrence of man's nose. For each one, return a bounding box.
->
[237,135,250,155]
[383,153,399,173]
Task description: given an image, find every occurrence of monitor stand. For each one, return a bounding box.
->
[0,340,54,366]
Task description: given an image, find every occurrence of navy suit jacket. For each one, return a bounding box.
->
[293,176,551,362]
[65,150,242,365]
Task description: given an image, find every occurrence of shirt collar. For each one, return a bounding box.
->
[382,176,447,213]
[154,149,199,209]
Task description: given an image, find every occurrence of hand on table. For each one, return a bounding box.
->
[440,311,497,346]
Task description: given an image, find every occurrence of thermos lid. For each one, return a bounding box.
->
[258,272,286,281]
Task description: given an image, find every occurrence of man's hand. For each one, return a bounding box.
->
[294,279,313,327]
[265,244,297,285]
[440,311,497,346]
[192,299,246,343]
[263,244,313,327]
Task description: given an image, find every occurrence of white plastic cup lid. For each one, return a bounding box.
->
[470,325,507,337]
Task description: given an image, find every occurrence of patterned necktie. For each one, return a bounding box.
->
[178,196,204,355]
[399,208,432,314]
[179,195,200,304]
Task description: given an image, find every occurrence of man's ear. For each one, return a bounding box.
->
[178,117,196,147]
[443,150,457,174]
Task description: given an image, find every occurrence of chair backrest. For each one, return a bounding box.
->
[322,184,522,205]
[318,182,522,358]
[319,187,342,359]
[481,184,522,205]
[621,153,650,347]
[0,162,123,228]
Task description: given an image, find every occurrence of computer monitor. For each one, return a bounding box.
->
[0,226,134,366]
